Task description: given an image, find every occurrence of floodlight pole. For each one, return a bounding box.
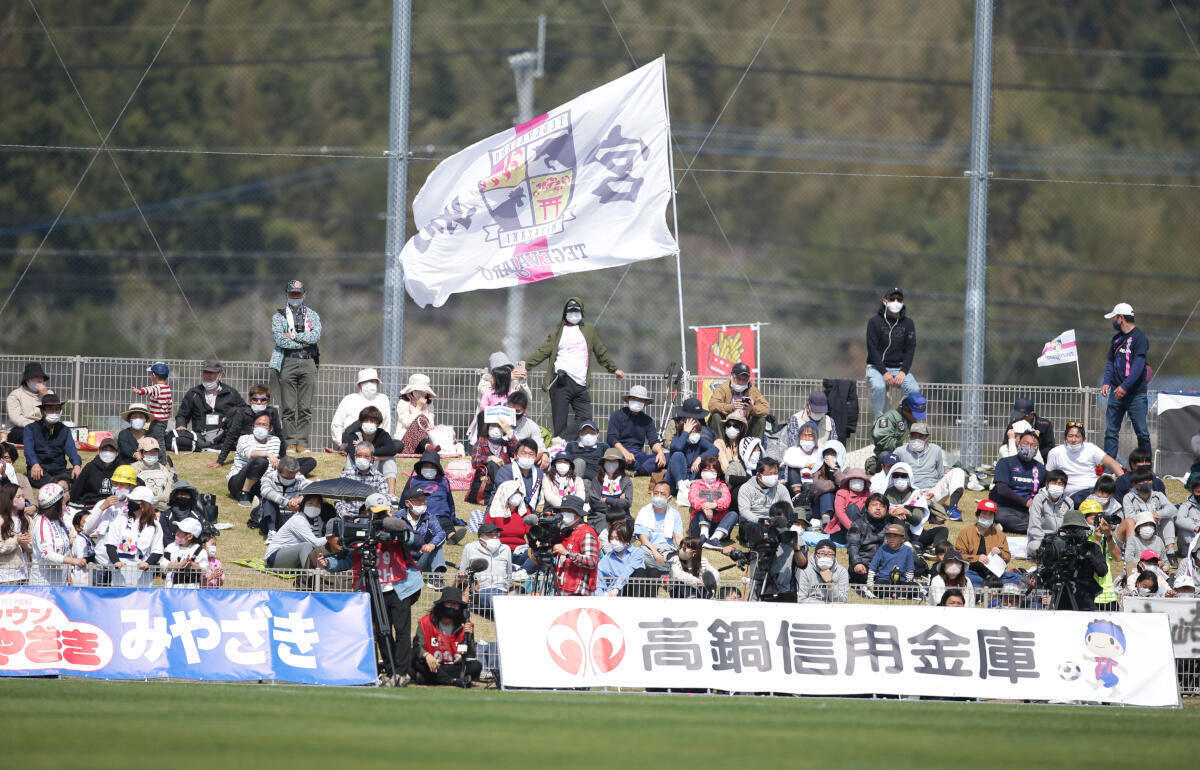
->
[382,0,413,375]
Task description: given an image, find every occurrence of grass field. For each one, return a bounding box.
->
[2,678,1197,769]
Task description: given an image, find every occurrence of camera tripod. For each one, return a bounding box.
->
[356,546,399,682]
[525,553,559,596]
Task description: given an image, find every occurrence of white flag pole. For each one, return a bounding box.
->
[1074,354,1083,391]
[663,58,688,390]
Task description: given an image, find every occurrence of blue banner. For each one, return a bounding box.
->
[0,586,375,685]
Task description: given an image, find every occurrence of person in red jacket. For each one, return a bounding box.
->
[530,496,598,596]
[412,587,483,687]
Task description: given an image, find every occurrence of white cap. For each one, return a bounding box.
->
[128,487,156,504]
[1104,302,1134,319]
[176,518,202,538]
[364,492,391,513]
[356,368,380,385]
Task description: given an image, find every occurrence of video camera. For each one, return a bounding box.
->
[524,512,566,559]
[748,516,798,556]
[340,513,414,551]
[1036,526,1093,595]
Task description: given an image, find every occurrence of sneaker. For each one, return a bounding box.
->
[294,445,309,454]
[946,505,963,521]
[511,568,530,582]
[392,673,411,687]
[447,528,466,545]
[377,672,391,687]
[238,492,253,508]
[702,537,723,550]
[676,480,691,500]
[967,475,986,492]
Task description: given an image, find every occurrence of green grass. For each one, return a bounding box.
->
[1,678,1196,769]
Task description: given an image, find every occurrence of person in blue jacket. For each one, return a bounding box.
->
[1101,302,1150,460]
[664,398,718,493]
[403,449,464,543]
[23,394,82,488]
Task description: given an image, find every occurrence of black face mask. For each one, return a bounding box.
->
[1137,482,1153,495]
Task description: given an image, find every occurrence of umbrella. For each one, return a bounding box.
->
[301,477,378,501]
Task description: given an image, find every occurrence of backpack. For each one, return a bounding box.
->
[165,428,201,453]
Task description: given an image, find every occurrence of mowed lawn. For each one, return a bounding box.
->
[2,678,1196,769]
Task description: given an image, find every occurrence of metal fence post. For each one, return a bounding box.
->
[381,0,413,388]
[72,355,83,425]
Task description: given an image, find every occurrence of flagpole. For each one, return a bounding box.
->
[662,59,688,391]
[1074,355,1082,391]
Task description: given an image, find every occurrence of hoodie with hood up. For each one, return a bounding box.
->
[866,303,916,373]
[524,297,619,391]
[830,467,870,535]
[404,449,456,524]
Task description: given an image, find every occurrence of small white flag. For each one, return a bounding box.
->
[1037,329,1078,367]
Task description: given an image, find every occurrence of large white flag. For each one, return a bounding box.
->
[1037,329,1078,367]
[400,58,677,308]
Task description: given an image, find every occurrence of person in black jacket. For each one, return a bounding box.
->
[865,287,920,418]
[70,436,121,508]
[207,383,308,470]
[174,359,245,449]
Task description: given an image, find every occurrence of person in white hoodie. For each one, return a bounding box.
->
[1118,467,1177,550]
[330,368,392,443]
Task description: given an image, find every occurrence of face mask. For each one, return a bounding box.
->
[977,517,994,529]
[1017,445,1038,462]
[799,440,815,452]
[203,379,219,391]
[824,456,838,470]
[206,544,217,557]
[701,471,717,483]
[886,300,904,314]
[760,474,778,487]
[253,426,270,441]
[45,412,62,424]
[1066,442,1083,453]
[250,404,267,414]
[114,487,130,500]
[175,534,191,546]
[627,400,644,413]
[580,434,598,447]
[908,439,927,454]
[516,456,535,470]
[687,433,701,445]
[420,467,438,480]
[749,452,761,466]
[488,427,503,441]
[1046,485,1064,500]
[1135,587,1151,597]
[508,493,525,508]
[99,450,118,464]
[129,417,147,430]
[143,454,159,466]
[303,505,322,519]
[561,512,577,526]
[678,549,694,561]
[604,461,620,475]
[730,381,748,393]
[355,457,372,471]
[1139,525,1156,539]
[482,538,501,553]
[849,479,865,492]
[360,383,378,397]
[892,477,910,491]
[361,422,378,435]
[565,311,582,324]
[725,426,741,439]
[651,496,668,509]
[1137,482,1153,495]
[554,462,570,476]
[1112,319,1122,332]
[514,413,525,423]
[409,505,427,517]
[816,556,835,570]
[610,541,628,553]
[287,297,303,308]
[944,563,962,577]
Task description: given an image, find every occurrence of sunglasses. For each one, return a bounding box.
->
[1066,421,1084,429]
[250,397,269,403]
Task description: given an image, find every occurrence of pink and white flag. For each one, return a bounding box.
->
[1037,329,1078,367]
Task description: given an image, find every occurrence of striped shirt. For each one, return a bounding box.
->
[136,382,173,421]
[229,434,282,478]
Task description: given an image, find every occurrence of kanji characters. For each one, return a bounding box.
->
[845,623,903,675]
[776,621,838,676]
[708,619,770,674]
[639,618,702,671]
[907,625,972,678]
[977,626,1039,684]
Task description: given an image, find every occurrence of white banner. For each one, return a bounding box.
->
[1124,597,1200,659]
[493,597,1178,707]
[1037,329,1079,367]
[400,58,677,308]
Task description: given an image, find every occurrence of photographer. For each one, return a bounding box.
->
[528,496,599,596]
[412,587,482,688]
[1036,510,1109,611]
[747,501,809,602]
[1080,499,1122,610]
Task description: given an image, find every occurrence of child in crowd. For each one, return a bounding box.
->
[132,362,172,455]
[163,517,208,587]
[867,523,915,597]
[69,509,94,586]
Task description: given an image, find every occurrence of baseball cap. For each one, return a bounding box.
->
[1010,396,1034,421]
[398,487,426,504]
[128,487,155,504]
[200,359,223,374]
[365,492,392,513]
[879,451,899,468]
[976,499,998,515]
[176,518,202,538]
[909,421,930,436]
[564,298,582,312]
[1104,302,1134,319]
[478,521,501,536]
[731,362,751,377]
[1139,548,1160,562]
[286,279,306,294]
[885,287,904,299]
[902,393,927,420]
[884,523,905,536]
[147,362,170,378]
[807,391,828,415]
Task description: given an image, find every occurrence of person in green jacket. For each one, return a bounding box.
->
[867,392,926,474]
[521,297,624,441]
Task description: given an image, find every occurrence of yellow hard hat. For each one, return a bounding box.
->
[111,465,139,486]
[1078,499,1103,516]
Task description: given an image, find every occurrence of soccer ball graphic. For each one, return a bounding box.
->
[1057,661,1081,682]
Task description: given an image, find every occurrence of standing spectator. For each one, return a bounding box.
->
[470,351,528,445]
[606,385,666,476]
[103,487,164,588]
[522,296,625,440]
[532,496,598,596]
[226,414,280,507]
[0,484,32,585]
[1045,422,1124,496]
[865,287,919,418]
[132,438,175,512]
[705,362,771,439]
[999,397,1055,461]
[1,444,35,508]
[1101,302,1150,460]
[162,517,207,587]
[394,373,437,454]
[131,362,172,452]
[331,368,392,444]
[788,391,837,447]
[795,539,850,604]
[175,360,245,449]
[270,279,322,453]
[29,483,83,586]
[990,430,1048,532]
[23,395,82,488]
[6,362,52,443]
[117,403,151,465]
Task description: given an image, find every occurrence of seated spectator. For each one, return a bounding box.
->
[706,362,770,439]
[634,481,684,573]
[159,479,203,548]
[103,486,163,587]
[1045,422,1124,496]
[867,523,915,595]
[990,431,1048,533]
[492,438,545,510]
[395,373,437,455]
[1118,467,1177,550]
[481,479,531,555]
[70,437,122,509]
[868,393,925,474]
[460,522,512,614]
[1123,511,1166,566]
[543,452,587,521]
[587,448,634,529]
[1118,551,1172,597]
[953,499,1011,586]
[132,438,175,512]
[783,422,822,507]
[1025,470,1073,558]
[401,487,447,577]
[0,483,32,585]
[928,549,974,606]
[795,538,849,604]
[69,509,94,587]
[607,385,665,476]
[331,367,392,444]
[896,496,947,563]
[467,412,518,505]
[1113,448,1164,500]
[1070,474,1122,519]
[665,400,718,497]
[893,421,967,521]
[869,451,899,495]
[565,419,608,480]
[503,391,546,463]
[412,587,482,687]
[213,384,298,472]
[256,456,309,534]
[226,414,279,507]
[265,493,333,568]
[1176,473,1200,561]
[1,444,35,509]
[737,456,790,544]
[23,394,81,488]
[162,517,207,587]
[404,450,461,541]
[30,483,84,586]
[667,536,720,598]
[865,287,919,419]
[998,397,1055,462]
[686,456,735,548]
[847,493,890,586]
[789,391,837,447]
[117,403,152,465]
[808,440,846,529]
[335,443,390,517]
[6,361,52,443]
[828,467,870,544]
[174,359,245,449]
[715,416,758,510]
[594,519,655,597]
[938,589,967,607]
[340,405,399,493]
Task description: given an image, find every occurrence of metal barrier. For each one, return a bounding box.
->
[0,354,1157,461]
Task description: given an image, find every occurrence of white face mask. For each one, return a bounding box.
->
[626,400,645,413]
[725,426,741,439]
[1139,525,1156,539]
[303,505,322,519]
[202,379,219,391]
[651,495,669,509]
[206,544,217,557]
[579,434,598,447]
[45,412,62,424]
[99,450,118,464]
[977,517,994,529]
[908,439,927,454]
[129,417,147,430]
[508,493,525,508]
[944,562,962,577]
[1135,587,1151,597]
[554,462,571,476]
[816,556,835,570]
[730,381,748,393]
[604,461,620,475]
[355,457,372,471]
[892,477,910,491]
[561,512,577,526]
[516,456,535,470]
[114,486,130,500]
[1046,485,1065,500]
[687,433,701,445]
[799,439,815,452]
[250,404,267,414]
[420,467,437,480]
[700,471,717,483]
[488,427,504,441]
[678,549,694,561]
[849,479,865,493]
[253,426,270,441]
[1066,442,1083,453]
[483,538,501,553]
[360,383,378,397]
[886,300,904,314]
[409,505,427,517]
[143,454,159,466]
[760,474,778,487]
[610,540,628,553]
[361,422,378,436]
[565,311,582,324]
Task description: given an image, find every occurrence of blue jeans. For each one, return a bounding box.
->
[866,366,920,418]
[629,449,662,476]
[472,587,508,617]
[413,546,446,573]
[1104,389,1150,461]
[688,510,739,539]
[664,452,698,490]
